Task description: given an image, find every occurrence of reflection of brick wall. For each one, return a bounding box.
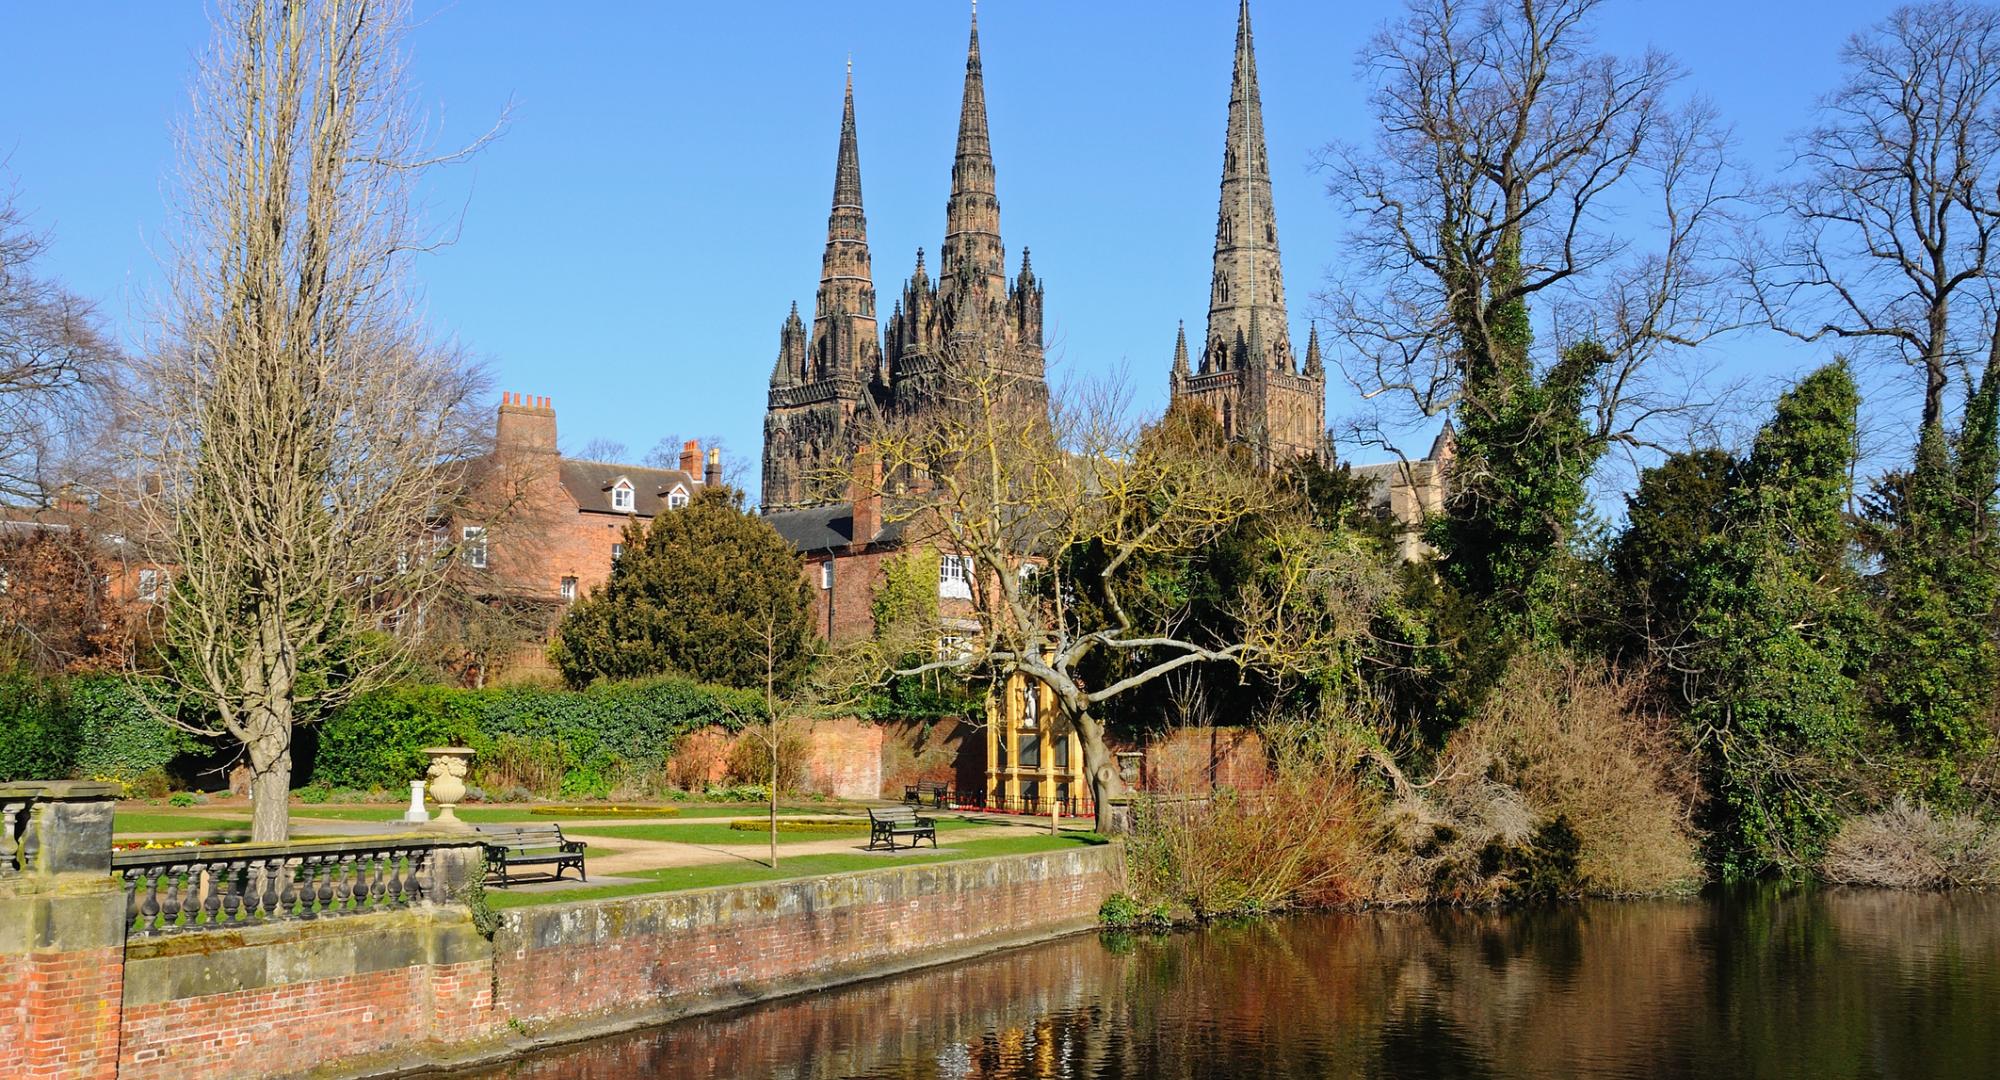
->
[802,718,882,799]
[1143,727,1270,793]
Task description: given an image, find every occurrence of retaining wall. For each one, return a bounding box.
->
[2,782,1123,1080]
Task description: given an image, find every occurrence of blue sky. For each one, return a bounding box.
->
[0,1,1891,501]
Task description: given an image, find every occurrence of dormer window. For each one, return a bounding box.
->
[611,479,635,512]
[667,485,690,510]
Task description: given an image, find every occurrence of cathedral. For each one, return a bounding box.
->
[763,1,1332,511]
[761,7,1046,512]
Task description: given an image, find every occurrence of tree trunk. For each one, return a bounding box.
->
[768,730,779,868]
[247,731,292,843]
[1075,710,1123,835]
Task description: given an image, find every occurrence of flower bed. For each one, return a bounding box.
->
[726,817,868,835]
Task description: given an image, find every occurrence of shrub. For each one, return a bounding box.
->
[67,677,198,781]
[1098,892,1171,930]
[310,676,758,796]
[1378,652,1703,901]
[1821,799,2000,888]
[725,725,809,794]
[167,791,197,808]
[667,728,731,792]
[0,674,76,781]
[1127,726,1374,920]
[298,784,331,804]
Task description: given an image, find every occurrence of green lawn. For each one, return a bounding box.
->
[486,833,1110,910]
[562,817,979,847]
[112,812,252,836]
[287,803,851,824]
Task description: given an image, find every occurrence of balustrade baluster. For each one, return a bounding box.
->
[0,802,21,876]
[279,857,300,918]
[368,854,387,908]
[313,855,335,913]
[240,859,264,919]
[261,859,283,919]
[334,856,358,916]
[220,863,243,923]
[200,867,221,927]
[139,869,162,934]
[161,864,186,929]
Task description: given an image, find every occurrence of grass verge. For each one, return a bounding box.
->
[486,833,1109,910]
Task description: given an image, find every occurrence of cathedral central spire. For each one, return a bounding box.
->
[1205,0,1290,377]
[939,3,1005,317]
[1167,0,1323,467]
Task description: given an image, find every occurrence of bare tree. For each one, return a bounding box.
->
[853,355,1358,834]
[132,0,500,841]
[0,180,119,505]
[1747,0,2000,432]
[1319,0,1743,460]
[574,437,629,463]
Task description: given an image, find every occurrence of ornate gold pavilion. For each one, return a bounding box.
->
[982,672,1088,814]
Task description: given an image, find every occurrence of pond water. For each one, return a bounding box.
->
[445,886,1999,1079]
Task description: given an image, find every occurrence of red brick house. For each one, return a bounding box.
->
[464,393,720,605]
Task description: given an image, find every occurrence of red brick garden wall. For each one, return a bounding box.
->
[485,843,1124,1036]
[5,945,124,1080]
[76,844,1122,1079]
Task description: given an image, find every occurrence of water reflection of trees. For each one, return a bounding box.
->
[445,890,2000,1079]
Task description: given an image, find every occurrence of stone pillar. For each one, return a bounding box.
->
[0,781,126,1079]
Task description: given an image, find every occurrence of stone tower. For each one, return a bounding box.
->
[883,5,1048,424]
[1171,0,1325,466]
[763,66,884,511]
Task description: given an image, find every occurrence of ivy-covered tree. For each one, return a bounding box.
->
[1867,330,2000,788]
[1684,362,1866,874]
[551,487,813,692]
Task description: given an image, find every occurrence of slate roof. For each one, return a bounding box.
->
[557,460,701,517]
[761,501,904,554]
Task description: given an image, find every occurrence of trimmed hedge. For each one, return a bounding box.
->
[0,675,196,784]
[310,676,763,795]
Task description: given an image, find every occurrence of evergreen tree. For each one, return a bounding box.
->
[551,487,814,692]
[1870,332,2000,787]
[1684,362,1865,874]
[1611,448,1736,663]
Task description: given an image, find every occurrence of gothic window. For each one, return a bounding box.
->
[611,479,634,512]
[1221,218,1234,244]
[1223,401,1234,438]
[561,576,578,602]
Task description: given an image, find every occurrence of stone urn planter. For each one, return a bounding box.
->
[423,747,476,828]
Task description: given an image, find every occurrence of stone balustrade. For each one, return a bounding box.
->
[115,836,444,937]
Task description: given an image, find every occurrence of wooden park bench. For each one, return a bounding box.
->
[473,823,587,886]
[867,805,938,851]
[904,779,952,809]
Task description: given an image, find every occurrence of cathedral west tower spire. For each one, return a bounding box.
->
[884,2,1048,426]
[763,66,884,511]
[1170,0,1325,465]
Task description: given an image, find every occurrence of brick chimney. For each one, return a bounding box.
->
[848,445,881,552]
[704,447,722,488]
[495,392,557,455]
[678,439,701,478]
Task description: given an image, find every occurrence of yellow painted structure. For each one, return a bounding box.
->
[984,672,1087,813]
